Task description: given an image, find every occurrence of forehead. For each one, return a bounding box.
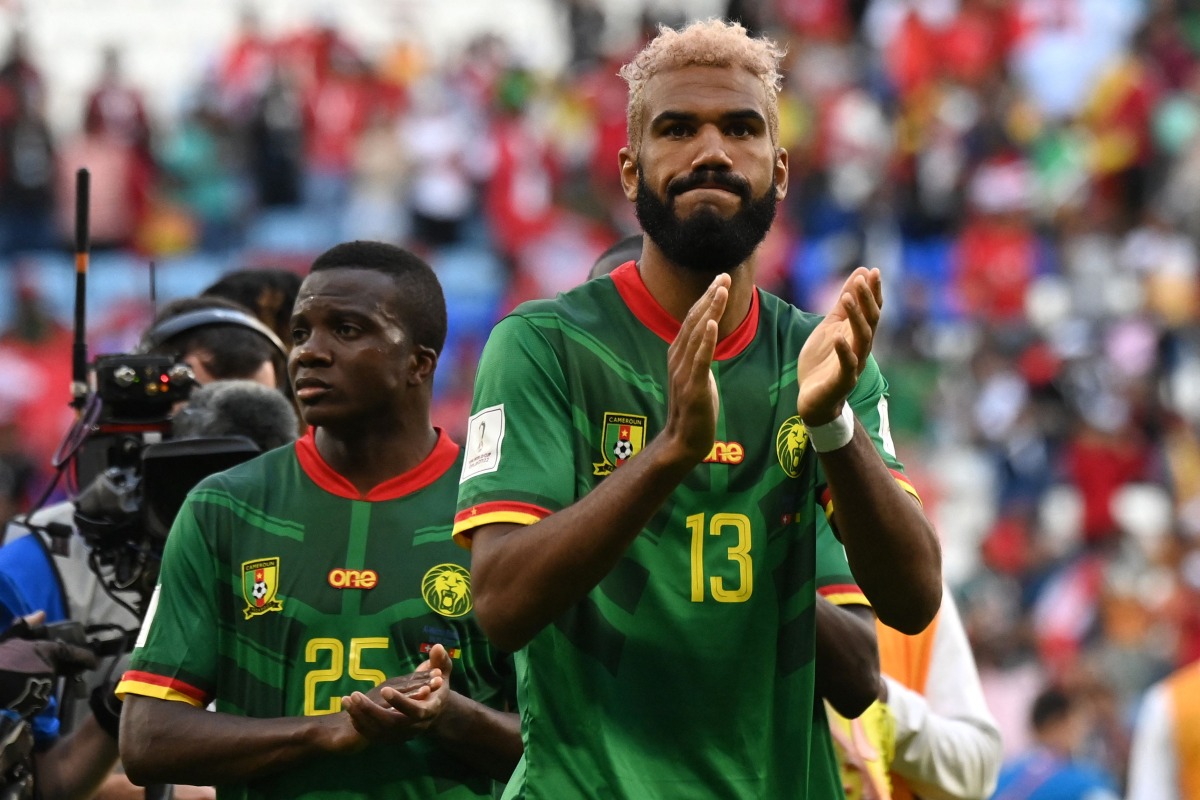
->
[294,268,400,315]
[641,65,768,124]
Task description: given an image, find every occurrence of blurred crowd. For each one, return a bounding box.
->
[1,0,1200,792]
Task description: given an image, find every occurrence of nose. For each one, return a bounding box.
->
[290,330,332,368]
[690,124,734,172]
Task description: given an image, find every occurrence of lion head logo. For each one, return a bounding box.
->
[421,564,472,617]
[775,416,808,478]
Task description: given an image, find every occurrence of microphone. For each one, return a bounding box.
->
[171,381,298,452]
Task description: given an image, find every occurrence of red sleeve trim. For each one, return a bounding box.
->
[452,500,551,547]
[115,669,209,706]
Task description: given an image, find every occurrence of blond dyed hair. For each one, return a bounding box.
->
[618,18,785,160]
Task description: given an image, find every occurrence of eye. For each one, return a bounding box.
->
[664,122,692,138]
[291,327,309,345]
[727,120,754,137]
[335,323,362,338]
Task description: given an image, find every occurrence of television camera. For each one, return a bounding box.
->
[24,169,282,621]
[65,353,262,613]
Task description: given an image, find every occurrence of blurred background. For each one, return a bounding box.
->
[0,0,1197,791]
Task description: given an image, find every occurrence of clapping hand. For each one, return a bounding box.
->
[340,644,453,743]
[796,267,882,425]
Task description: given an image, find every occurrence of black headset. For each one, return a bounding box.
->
[137,308,288,361]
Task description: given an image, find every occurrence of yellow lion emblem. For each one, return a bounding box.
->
[421,564,472,617]
[775,416,809,478]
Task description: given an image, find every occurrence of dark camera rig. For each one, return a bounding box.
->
[15,169,261,624]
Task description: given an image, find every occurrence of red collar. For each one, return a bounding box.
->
[609,261,759,360]
[295,428,460,501]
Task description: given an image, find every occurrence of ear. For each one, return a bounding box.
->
[408,346,439,387]
[774,147,788,201]
[619,147,639,203]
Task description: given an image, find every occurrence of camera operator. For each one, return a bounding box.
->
[0,295,294,800]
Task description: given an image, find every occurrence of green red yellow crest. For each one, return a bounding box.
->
[242,557,283,619]
[593,412,647,476]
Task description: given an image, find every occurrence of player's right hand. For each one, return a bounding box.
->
[339,656,447,744]
[663,273,729,463]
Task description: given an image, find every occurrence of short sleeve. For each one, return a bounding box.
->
[116,498,219,706]
[453,314,576,546]
[815,518,867,607]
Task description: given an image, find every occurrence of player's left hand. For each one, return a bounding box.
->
[796,267,881,425]
[340,644,452,742]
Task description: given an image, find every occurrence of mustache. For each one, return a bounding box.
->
[667,170,751,200]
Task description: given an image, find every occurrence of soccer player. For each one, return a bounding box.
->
[588,236,884,724]
[117,241,521,799]
[454,19,942,799]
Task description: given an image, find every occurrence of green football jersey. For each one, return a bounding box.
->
[119,430,516,800]
[454,263,914,799]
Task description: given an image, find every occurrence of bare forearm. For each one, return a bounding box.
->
[472,436,694,651]
[34,714,119,800]
[120,697,348,787]
[820,423,941,634]
[815,601,880,718]
[429,693,522,781]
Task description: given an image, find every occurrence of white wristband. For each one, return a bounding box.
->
[805,404,855,453]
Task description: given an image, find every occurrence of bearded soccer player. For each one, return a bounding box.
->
[455,19,942,799]
[117,241,521,799]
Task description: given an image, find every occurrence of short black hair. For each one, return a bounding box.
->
[203,267,303,340]
[144,296,282,383]
[588,234,644,281]
[310,241,448,355]
[1030,686,1073,732]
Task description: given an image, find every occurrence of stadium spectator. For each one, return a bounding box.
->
[82,46,153,163]
[991,685,1120,800]
[0,78,55,254]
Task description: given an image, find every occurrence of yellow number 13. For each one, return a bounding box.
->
[688,512,753,603]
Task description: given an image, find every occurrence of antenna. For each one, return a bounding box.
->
[149,260,157,312]
[70,168,90,411]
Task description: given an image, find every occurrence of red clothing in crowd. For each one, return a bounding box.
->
[953,217,1041,324]
[1062,425,1156,544]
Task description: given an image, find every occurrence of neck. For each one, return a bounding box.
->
[638,243,755,339]
[314,416,438,495]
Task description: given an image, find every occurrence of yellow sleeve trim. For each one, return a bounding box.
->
[452,510,541,548]
[825,590,871,607]
[115,679,207,707]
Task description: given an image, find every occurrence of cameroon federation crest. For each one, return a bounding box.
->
[242,558,283,619]
[593,412,648,476]
[422,564,472,618]
[775,416,809,478]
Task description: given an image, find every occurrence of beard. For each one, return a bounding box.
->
[635,165,778,278]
